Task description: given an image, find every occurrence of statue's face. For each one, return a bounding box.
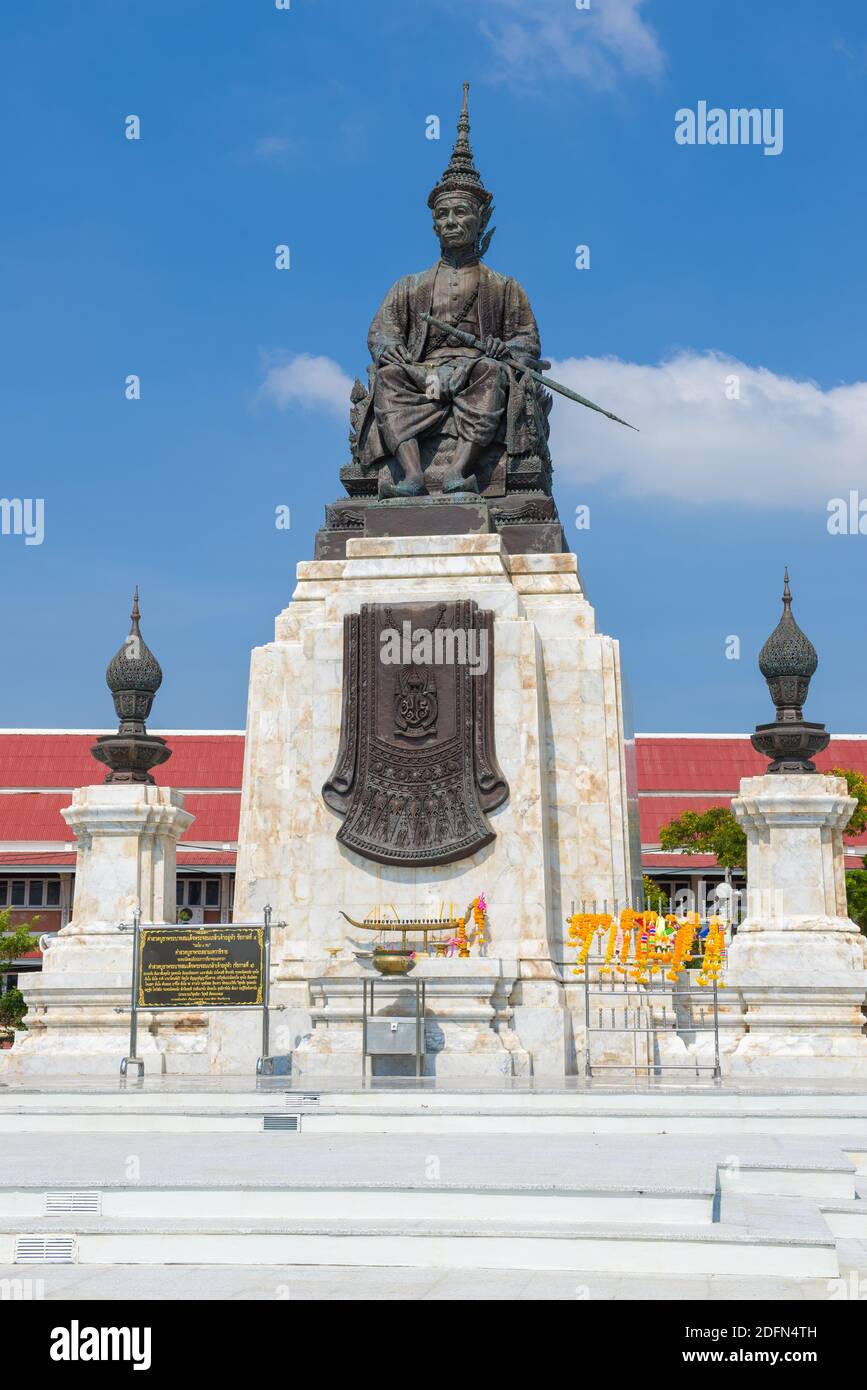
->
[433,193,481,252]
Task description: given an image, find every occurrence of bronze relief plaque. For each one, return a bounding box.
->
[323,599,508,866]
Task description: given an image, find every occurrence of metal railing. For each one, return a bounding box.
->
[580,952,721,1080]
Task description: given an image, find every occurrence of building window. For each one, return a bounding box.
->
[0,878,64,910]
[177,878,223,909]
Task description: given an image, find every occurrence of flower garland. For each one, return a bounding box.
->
[697,917,726,986]
[568,906,726,986]
[567,913,611,976]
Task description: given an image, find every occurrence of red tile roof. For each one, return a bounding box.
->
[0,790,239,846]
[0,731,865,877]
[0,734,244,868]
[636,736,867,869]
[0,732,244,790]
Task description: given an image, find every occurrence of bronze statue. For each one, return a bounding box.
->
[323,85,634,555]
[351,84,550,500]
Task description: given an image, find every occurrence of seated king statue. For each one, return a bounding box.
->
[349,84,552,500]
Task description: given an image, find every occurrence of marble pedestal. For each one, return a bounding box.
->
[0,784,207,1077]
[234,533,640,1078]
[287,957,530,1080]
[725,774,867,1079]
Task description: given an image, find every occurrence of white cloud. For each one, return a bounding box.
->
[258,347,867,510]
[478,0,665,89]
[547,350,867,507]
[254,134,306,162]
[259,353,354,417]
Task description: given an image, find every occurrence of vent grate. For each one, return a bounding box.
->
[44,1191,101,1215]
[263,1114,300,1132]
[14,1235,77,1265]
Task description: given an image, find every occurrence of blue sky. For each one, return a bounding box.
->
[1,0,865,733]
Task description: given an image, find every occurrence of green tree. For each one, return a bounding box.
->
[0,910,40,1035]
[659,768,867,926]
[845,856,867,933]
[0,987,26,1032]
[642,876,669,912]
[830,767,867,836]
[658,806,747,871]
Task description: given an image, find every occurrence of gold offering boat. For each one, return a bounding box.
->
[339,903,478,974]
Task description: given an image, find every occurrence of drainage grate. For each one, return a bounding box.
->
[44,1191,101,1215]
[14,1235,77,1265]
[263,1114,300,1132]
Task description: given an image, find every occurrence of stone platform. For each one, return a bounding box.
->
[316,493,566,559]
[233,532,640,1079]
[3,1085,867,1285]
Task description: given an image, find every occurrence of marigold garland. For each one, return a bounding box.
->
[568,906,725,985]
[567,913,611,976]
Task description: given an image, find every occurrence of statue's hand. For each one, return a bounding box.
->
[380,343,413,366]
[483,335,508,360]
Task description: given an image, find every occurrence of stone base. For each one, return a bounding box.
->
[722,775,867,1081]
[726,1035,867,1080]
[0,785,210,1080]
[316,494,566,559]
[288,957,533,1080]
[233,534,639,1081]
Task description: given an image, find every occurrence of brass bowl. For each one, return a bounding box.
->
[372,949,416,977]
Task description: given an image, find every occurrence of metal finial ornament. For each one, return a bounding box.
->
[751,569,828,773]
[91,591,171,783]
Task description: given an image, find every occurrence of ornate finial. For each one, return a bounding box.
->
[751,570,828,773]
[757,569,818,692]
[427,83,494,226]
[91,592,171,784]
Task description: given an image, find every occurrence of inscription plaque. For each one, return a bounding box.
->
[323,599,508,866]
[138,927,265,1008]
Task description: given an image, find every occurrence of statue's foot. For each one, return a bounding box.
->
[442,472,479,495]
[380,477,427,500]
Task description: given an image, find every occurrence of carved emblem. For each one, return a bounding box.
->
[322,600,508,866]
[394,665,438,738]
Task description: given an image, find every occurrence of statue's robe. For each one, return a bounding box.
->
[357,260,541,469]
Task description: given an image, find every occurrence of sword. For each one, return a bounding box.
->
[420,312,639,432]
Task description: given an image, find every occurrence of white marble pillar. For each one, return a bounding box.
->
[725,773,867,1078]
[0,783,206,1077]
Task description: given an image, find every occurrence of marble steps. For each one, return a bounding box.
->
[0,1181,714,1227]
[820,1202,867,1239]
[5,1087,867,1112]
[4,1086,867,1135]
[718,1160,856,1201]
[0,1211,839,1277]
[0,1261,844,1300]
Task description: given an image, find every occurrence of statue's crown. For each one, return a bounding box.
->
[428,83,493,214]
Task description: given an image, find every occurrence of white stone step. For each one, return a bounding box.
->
[4,1095,867,1136]
[3,1085,867,1115]
[0,1214,838,1277]
[820,1202,867,1238]
[719,1162,856,1201]
[0,1181,713,1227]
